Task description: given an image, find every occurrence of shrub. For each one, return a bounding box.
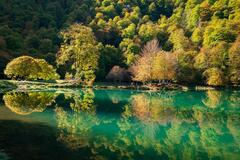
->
[106,66,130,83]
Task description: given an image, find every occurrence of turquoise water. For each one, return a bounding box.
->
[0,89,240,160]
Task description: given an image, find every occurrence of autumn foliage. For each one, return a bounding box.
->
[131,39,177,83]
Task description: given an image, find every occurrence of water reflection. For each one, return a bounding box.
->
[0,89,240,159]
[56,89,99,150]
[202,90,221,108]
[3,92,56,115]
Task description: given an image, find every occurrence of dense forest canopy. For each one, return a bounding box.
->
[0,0,240,85]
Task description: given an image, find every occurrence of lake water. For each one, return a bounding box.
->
[0,89,240,160]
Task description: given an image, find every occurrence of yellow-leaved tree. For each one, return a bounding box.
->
[131,39,177,83]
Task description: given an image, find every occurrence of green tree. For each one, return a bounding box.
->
[119,38,140,65]
[36,59,60,80]
[186,4,200,31]
[4,56,41,80]
[176,50,200,83]
[57,24,100,85]
[195,42,229,86]
[4,56,59,80]
[122,23,136,38]
[203,19,237,47]
[191,27,203,46]
[169,28,191,51]
[139,22,159,42]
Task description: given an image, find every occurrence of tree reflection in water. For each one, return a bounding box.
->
[1,89,240,159]
[3,91,56,115]
[55,89,99,151]
[54,90,240,159]
[202,90,223,109]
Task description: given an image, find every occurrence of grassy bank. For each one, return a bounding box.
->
[7,80,81,89]
[0,80,239,92]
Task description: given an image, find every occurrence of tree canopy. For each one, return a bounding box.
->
[57,24,100,85]
[4,56,59,80]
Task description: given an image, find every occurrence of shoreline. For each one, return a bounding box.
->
[0,80,240,92]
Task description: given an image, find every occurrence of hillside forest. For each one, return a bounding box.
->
[0,0,240,86]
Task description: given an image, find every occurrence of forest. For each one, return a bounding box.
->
[0,0,240,86]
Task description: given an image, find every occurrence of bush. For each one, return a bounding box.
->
[106,66,130,83]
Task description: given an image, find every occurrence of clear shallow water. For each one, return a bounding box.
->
[0,89,240,160]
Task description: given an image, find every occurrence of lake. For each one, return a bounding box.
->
[0,89,240,160]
